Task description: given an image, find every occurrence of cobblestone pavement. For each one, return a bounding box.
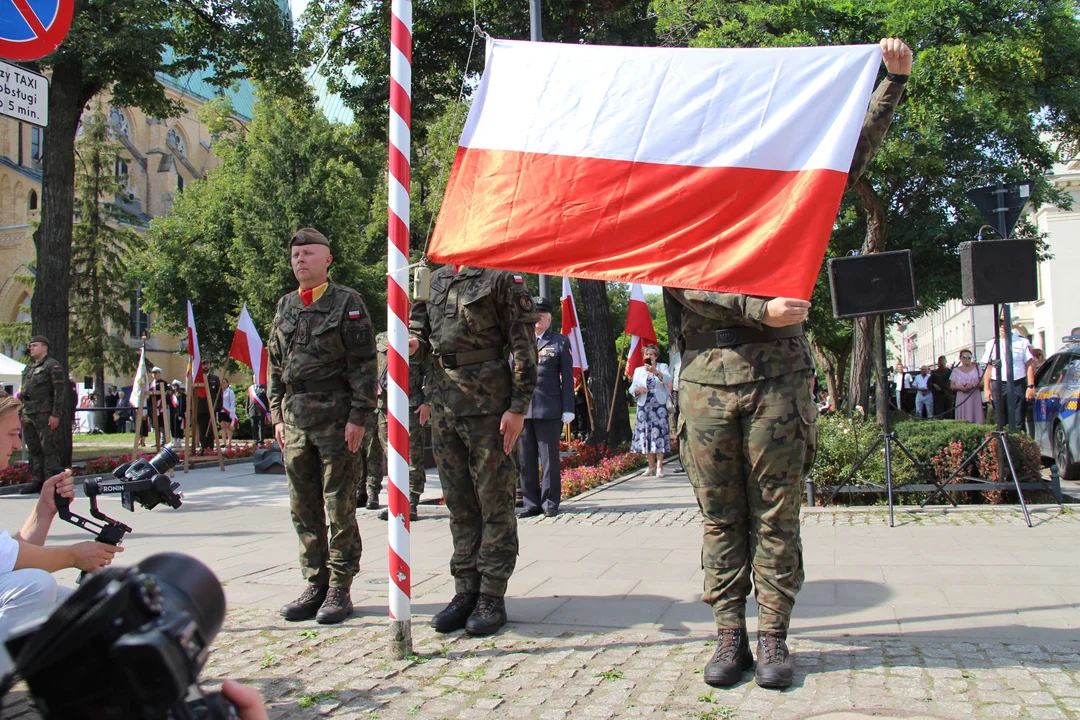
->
[8,606,1080,720]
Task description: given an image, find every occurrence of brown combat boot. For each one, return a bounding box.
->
[316,587,353,624]
[703,628,753,687]
[280,584,328,621]
[755,631,794,689]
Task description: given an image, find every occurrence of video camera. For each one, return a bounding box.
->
[56,443,184,548]
[3,553,236,719]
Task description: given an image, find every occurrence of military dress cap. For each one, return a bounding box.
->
[534,296,553,314]
[29,335,49,346]
[152,367,163,373]
[291,228,331,248]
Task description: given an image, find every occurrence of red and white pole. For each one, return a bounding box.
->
[387,0,413,659]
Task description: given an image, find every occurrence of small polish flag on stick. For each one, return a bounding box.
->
[624,284,657,378]
[560,277,588,388]
[187,300,206,398]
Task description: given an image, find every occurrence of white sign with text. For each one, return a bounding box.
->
[0,60,48,127]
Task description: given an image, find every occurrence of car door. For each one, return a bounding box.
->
[1033,354,1066,457]
[1056,355,1080,464]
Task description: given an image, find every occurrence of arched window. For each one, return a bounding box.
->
[166,127,186,157]
[108,108,130,138]
[28,190,38,211]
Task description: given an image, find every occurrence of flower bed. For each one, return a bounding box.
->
[559,440,650,500]
[0,463,33,487]
[812,414,1046,505]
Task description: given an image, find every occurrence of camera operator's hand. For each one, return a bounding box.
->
[274,423,286,449]
[345,422,364,453]
[39,469,74,516]
[71,541,123,572]
[222,681,270,720]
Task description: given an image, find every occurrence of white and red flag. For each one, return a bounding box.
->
[228,303,268,386]
[624,284,657,378]
[186,300,206,398]
[560,277,589,388]
[428,40,881,299]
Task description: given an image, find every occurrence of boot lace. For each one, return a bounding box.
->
[445,593,477,613]
[298,585,325,603]
[324,587,348,606]
[759,632,788,664]
[472,594,501,619]
[710,629,743,664]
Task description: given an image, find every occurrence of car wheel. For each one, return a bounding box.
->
[1053,423,1080,480]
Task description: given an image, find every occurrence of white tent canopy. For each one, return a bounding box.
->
[0,354,25,393]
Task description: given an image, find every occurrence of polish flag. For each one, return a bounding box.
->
[560,277,589,388]
[187,300,206,398]
[624,284,657,378]
[229,303,268,386]
[428,40,881,299]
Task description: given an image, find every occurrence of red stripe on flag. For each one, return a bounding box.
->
[229,328,253,368]
[390,16,412,64]
[625,301,656,342]
[430,148,848,299]
[390,79,412,127]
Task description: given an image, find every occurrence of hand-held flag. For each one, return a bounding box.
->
[229,303,268,386]
[625,284,657,378]
[560,277,589,387]
[187,300,206,398]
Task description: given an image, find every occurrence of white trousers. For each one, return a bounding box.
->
[0,569,73,677]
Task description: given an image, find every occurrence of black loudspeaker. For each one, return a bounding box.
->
[960,240,1038,306]
[83,376,93,390]
[828,250,917,319]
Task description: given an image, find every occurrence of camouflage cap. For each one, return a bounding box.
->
[29,335,49,347]
[291,228,330,248]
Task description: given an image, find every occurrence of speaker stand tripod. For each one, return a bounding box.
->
[920,304,1057,528]
[825,316,942,527]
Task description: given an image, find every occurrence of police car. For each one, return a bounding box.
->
[1033,335,1080,479]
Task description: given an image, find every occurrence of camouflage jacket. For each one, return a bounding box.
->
[410,266,539,416]
[375,331,432,410]
[267,282,378,430]
[20,356,65,417]
[672,77,906,387]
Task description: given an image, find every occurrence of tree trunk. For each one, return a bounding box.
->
[872,316,888,424]
[809,339,837,410]
[31,59,97,465]
[661,288,683,359]
[578,280,631,448]
[847,177,890,423]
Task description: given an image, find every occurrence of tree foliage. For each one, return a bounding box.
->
[140,92,384,369]
[69,98,142,393]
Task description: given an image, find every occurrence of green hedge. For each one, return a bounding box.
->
[811,414,1045,504]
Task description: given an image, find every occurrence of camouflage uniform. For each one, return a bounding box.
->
[268,282,378,589]
[367,331,432,503]
[359,404,383,503]
[19,354,66,483]
[410,267,538,597]
[673,77,906,633]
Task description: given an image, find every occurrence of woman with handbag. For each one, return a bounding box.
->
[950,349,984,424]
[629,344,672,476]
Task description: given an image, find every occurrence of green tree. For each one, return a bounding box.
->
[653,0,1080,421]
[70,98,142,398]
[141,92,384,369]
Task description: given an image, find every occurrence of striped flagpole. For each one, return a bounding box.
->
[387,0,413,659]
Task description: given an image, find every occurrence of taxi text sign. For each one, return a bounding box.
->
[1,0,74,61]
[0,58,47,125]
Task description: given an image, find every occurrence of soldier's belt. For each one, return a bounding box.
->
[683,324,804,350]
[436,347,504,369]
[285,379,347,395]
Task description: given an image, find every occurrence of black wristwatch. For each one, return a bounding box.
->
[886,72,909,85]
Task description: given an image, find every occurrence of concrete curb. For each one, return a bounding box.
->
[0,457,255,497]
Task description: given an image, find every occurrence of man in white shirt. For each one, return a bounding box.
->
[981,318,1036,431]
[912,366,933,419]
[893,363,911,410]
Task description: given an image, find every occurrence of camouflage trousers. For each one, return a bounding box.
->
[367,409,426,501]
[431,408,518,597]
[284,419,362,589]
[679,371,818,632]
[22,412,60,484]
[358,411,384,502]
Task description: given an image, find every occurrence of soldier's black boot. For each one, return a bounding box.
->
[409,499,419,522]
[703,628,753,688]
[19,480,43,495]
[755,632,794,689]
[356,490,368,508]
[280,584,328,621]
[316,587,354,624]
[465,594,507,637]
[366,494,380,510]
[432,593,479,633]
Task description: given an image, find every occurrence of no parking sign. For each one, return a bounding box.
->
[0,0,74,61]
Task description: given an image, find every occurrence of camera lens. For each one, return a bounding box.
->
[136,553,226,646]
[149,443,181,474]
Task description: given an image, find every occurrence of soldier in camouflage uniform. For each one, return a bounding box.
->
[370,331,432,522]
[268,228,378,625]
[410,266,538,636]
[18,336,66,495]
[356,397,383,510]
[674,39,913,689]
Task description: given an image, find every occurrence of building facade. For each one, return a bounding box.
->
[894,156,1080,370]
